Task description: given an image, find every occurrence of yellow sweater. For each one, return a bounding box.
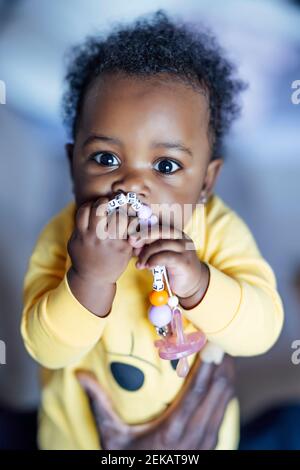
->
[21,195,284,450]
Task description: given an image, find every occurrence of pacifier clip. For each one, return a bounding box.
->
[107,192,206,378]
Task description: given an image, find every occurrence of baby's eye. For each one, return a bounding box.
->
[153,159,182,175]
[91,152,120,167]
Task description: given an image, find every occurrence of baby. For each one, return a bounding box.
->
[21,10,284,450]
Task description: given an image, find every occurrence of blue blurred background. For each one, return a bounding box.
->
[0,0,299,449]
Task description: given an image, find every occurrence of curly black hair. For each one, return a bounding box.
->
[62,10,246,159]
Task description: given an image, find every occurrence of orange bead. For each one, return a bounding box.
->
[149,290,169,306]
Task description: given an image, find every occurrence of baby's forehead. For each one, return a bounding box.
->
[80,73,210,137]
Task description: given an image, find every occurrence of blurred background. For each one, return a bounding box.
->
[0,0,299,450]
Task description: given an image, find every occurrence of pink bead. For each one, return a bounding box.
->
[148,305,172,328]
[137,204,152,220]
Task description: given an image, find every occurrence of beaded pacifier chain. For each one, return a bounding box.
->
[106,192,206,378]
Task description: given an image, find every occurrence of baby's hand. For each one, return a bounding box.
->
[128,223,209,303]
[68,197,135,285]
[66,197,138,316]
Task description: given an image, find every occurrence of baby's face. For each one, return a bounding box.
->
[67,73,221,227]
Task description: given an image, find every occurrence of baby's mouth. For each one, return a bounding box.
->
[107,191,150,217]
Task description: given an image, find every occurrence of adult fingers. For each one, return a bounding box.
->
[163,358,215,444]
[180,356,235,449]
[180,371,230,449]
[76,370,128,434]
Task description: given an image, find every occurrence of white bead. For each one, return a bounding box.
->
[126,192,137,204]
[115,193,127,206]
[131,199,142,211]
[153,271,163,279]
[154,272,163,281]
[153,276,163,286]
[153,281,164,291]
[107,198,120,212]
[152,266,164,290]
[168,295,179,308]
[152,266,164,276]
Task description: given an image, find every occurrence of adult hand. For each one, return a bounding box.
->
[76,354,235,450]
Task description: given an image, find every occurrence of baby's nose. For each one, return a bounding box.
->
[112,171,149,201]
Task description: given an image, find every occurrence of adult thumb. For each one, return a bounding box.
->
[75,370,128,433]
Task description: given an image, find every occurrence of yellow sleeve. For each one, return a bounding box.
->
[20,204,108,369]
[181,196,284,356]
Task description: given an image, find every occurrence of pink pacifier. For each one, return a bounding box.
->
[106,192,206,378]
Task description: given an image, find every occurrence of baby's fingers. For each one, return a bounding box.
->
[75,202,92,234]
[105,208,139,241]
[137,239,184,268]
[129,223,185,248]
[88,196,109,234]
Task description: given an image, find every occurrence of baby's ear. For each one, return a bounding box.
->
[202,158,223,198]
[65,143,74,179]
